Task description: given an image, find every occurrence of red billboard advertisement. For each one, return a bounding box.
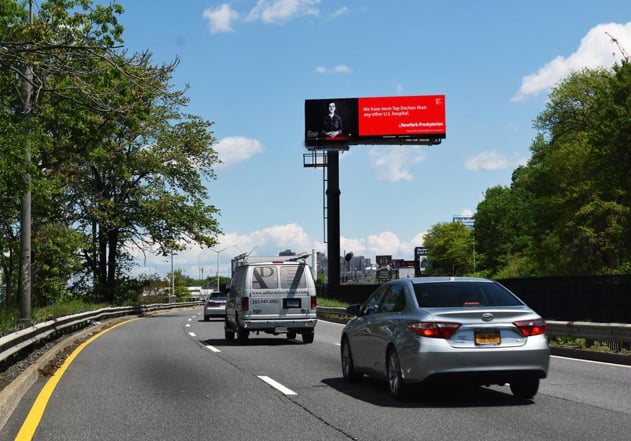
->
[305,95,445,148]
[358,95,445,137]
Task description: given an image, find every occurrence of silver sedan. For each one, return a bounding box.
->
[340,277,550,400]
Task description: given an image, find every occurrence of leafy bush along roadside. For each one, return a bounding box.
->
[0,301,109,336]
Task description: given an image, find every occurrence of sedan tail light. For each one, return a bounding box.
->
[514,318,546,336]
[408,322,461,339]
[206,301,221,307]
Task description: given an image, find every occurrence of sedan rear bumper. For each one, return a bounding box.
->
[400,336,550,384]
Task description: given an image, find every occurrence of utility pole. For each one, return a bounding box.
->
[18,0,34,328]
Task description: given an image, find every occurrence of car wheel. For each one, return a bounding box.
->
[287,331,297,340]
[237,327,249,344]
[510,378,539,399]
[387,347,406,399]
[204,315,209,322]
[302,330,314,344]
[341,338,362,382]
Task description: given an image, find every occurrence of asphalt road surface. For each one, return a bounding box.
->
[2,310,631,441]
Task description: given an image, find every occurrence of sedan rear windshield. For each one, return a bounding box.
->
[413,282,524,308]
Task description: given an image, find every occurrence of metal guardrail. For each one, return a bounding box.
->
[0,302,200,366]
[2,304,630,368]
[317,307,631,345]
[546,320,631,344]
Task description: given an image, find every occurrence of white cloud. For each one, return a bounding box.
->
[214,136,264,167]
[246,0,320,24]
[131,224,430,278]
[314,64,352,74]
[465,151,511,170]
[513,22,631,101]
[368,147,426,182]
[202,4,239,33]
[331,7,349,18]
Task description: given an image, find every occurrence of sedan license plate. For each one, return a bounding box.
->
[475,330,501,345]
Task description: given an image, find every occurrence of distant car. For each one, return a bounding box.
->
[203,292,227,321]
[340,277,550,400]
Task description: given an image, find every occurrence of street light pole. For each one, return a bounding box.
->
[211,245,236,292]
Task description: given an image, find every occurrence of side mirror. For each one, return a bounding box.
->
[346,304,361,316]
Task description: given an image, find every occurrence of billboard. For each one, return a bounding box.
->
[453,215,474,229]
[414,246,429,276]
[305,95,445,148]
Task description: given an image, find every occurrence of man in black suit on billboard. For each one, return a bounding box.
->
[322,101,343,138]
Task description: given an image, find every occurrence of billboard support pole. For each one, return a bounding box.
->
[326,150,341,298]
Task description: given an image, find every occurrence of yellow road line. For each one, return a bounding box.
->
[14,318,140,441]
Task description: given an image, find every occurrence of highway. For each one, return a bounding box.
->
[2,309,631,441]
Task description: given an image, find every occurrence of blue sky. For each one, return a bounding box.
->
[116,0,631,279]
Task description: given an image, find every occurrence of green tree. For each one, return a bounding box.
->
[38,58,222,302]
[1,1,223,305]
[423,222,474,276]
[475,63,631,276]
[474,184,535,277]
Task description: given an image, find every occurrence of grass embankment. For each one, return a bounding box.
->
[0,300,109,335]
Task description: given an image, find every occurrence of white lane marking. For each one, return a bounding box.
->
[189,332,196,337]
[205,345,221,353]
[552,355,631,369]
[185,323,191,327]
[257,376,297,396]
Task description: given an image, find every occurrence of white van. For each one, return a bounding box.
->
[225,253,317,344]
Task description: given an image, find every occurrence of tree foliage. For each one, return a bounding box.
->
[0,0,222,306]
[423,222,474,276]
[472,63,631,277]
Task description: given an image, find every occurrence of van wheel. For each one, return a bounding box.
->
[302,330,314,344]
[237,327,249,344]
[224,318,235,342]
[224,327,235,342]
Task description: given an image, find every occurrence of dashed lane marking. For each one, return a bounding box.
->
[257,376,297,396]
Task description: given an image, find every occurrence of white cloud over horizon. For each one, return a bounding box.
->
[513,22,631,101]
[131,224,431,279]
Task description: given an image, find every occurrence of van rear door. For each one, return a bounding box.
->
[279,264,314,319]
[248,264,283,318]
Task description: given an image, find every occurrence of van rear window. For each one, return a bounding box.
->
[252,266,278,289]
[280,265,307,289]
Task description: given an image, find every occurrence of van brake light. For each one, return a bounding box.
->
[241,297,249,311]
[311,296,317,309]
